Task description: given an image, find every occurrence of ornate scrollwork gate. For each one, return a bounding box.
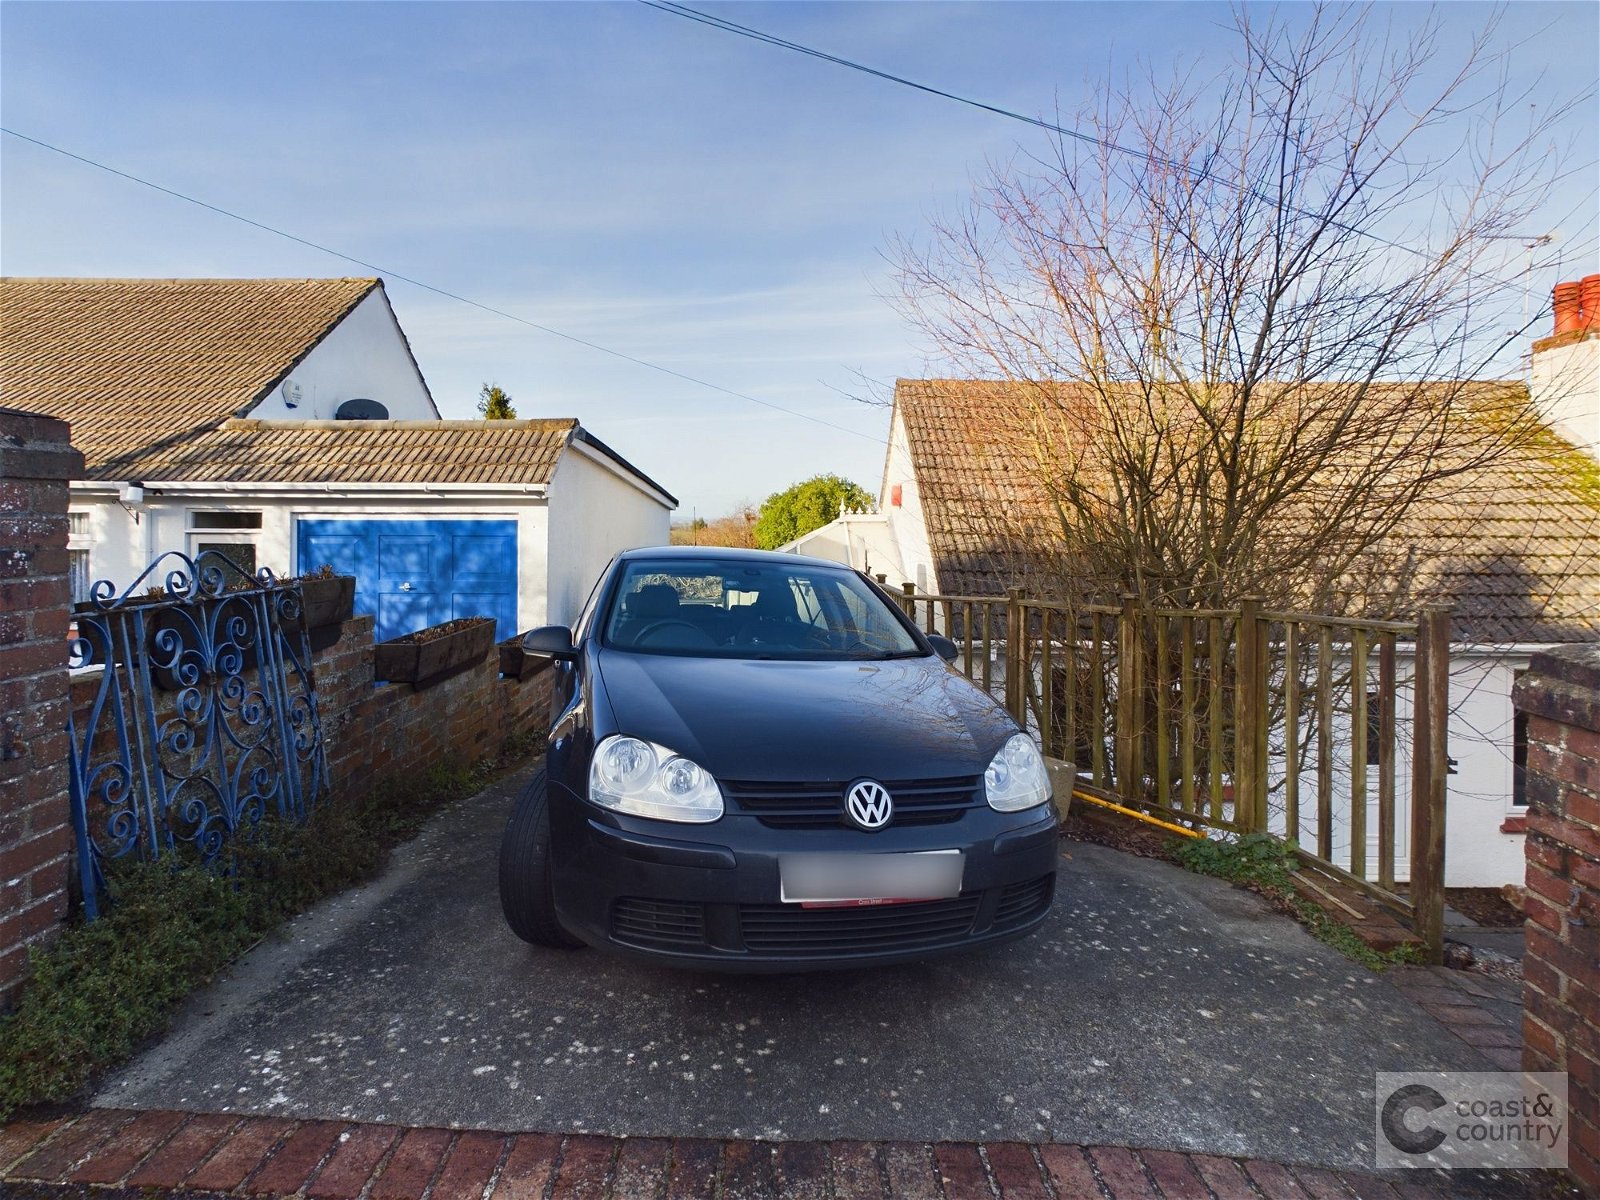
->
[67,550,328,918]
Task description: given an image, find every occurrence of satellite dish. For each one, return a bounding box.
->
[335,397,389,421]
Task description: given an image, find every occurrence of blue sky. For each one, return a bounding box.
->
[3,2,1595,517]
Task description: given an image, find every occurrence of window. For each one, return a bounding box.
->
[188,510,264,583]
[603,558,923,660]
[189,511,263,530]
[67,511,91,603]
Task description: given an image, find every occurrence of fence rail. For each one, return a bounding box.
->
[885,580,1448,962]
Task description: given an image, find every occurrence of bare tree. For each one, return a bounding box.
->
[894,4,1583,615]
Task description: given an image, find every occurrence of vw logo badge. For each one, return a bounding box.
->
[845,779,893,830]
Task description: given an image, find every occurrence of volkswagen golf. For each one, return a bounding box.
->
[497,546,1060,970]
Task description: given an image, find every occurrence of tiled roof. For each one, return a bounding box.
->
[121,419,580,486]
[893,378,1600,643]
[0,277,380,475]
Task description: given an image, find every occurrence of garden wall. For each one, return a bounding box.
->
[1513,645,1600,1191]
[313,616,553,803]
[8,596,552,1010]
[64,617,553,815]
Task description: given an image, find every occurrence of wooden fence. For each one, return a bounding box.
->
[887,581,1448,963]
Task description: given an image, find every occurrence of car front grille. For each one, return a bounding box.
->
[611,897,707,949]
[721,775,984,830]
[994,873,1055,929]
[738,894,982,955]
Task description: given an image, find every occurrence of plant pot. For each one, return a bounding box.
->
[374,617,496,686]
[498,636,553,681]
[286,575,356,631]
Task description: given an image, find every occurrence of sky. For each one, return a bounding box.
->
[3,1,1596,518]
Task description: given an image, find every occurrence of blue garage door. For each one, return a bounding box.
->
[297,519,518,645]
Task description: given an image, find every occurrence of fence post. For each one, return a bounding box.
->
[1410,606,1450,965]
[1115,594,1140,799]
[899,581,916,622]
[1005,588,1026,725]
[1235,596,1269,833]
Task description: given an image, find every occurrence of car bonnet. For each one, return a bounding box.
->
[594,650,1017,782]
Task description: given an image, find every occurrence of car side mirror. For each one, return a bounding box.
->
[522,625,577,660]
[927,634,960,663]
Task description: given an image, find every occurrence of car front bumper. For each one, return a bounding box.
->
[548,788,1061,971]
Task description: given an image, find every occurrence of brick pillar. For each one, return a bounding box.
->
[0,409,84,1007]
[1514,645,1600,1191]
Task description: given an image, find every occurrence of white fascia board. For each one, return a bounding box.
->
[119,480,548,500]
[1445,642,1558,659]
[566,438,677,509]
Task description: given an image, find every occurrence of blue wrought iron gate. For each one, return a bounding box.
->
[67,550,329,918]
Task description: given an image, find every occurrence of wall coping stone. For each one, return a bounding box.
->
[1514,644,1600,735]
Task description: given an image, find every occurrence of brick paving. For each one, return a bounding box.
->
[0,1108,1577,1199]
[1386,965,1526,1073]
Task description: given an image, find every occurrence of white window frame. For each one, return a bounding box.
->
[67,510,92,603]
[187,508,265,579]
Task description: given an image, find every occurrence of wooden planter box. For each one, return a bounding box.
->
[286,574,356,631]
[498,636,554,681]
[374,617,496,686]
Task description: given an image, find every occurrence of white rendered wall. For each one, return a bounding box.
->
[879,408,938,593]
[1268,650,1527,888]
[68,488,550,631]
[246,288,439,422]
[544,447,672,627]
[1531,334,1600,459]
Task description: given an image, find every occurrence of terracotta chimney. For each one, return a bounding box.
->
[1581,274,1600,332]
[1554,281,1583,334]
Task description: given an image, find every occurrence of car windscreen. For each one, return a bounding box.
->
[601,559,926,660]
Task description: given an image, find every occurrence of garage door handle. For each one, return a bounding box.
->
[398,581,413,591]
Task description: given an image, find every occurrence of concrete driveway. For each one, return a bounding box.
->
[98,763,1497,1171]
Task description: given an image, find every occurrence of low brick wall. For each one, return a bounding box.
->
[66,615,553,817]
[1513,645,1600,1191]
[315,615,552,802]
[42,612,552,1011]
[0,409,84,1008]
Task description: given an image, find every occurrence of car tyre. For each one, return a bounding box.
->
[498,766,585,949]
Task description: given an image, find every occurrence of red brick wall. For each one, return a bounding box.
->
[314,615,553,802]
[1514,646,1600,1191]
[0,409,84,1007]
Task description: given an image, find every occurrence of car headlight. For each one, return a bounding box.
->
[589,735,724,823]
[984,733,1050,812]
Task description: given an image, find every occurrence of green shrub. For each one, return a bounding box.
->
[1172,832,1297,891]
[0,739,536,1119]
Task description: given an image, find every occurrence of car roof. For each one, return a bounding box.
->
[616,545,855,572]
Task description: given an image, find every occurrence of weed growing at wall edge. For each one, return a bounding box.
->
[0,737,540,1120]
[1172,833,1423,971]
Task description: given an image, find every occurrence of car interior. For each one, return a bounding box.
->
[605,567,919,657]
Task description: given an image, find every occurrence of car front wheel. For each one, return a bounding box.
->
[498,765,585,949]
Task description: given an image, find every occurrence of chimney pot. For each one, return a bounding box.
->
[1555,281,1583,335]
[1580,274,1600,332]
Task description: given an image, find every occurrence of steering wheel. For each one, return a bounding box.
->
[635,619,716,648]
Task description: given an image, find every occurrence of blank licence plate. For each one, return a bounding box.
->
[779,850,964,906]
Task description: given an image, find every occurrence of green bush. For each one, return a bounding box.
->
[0,740,535,1119]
